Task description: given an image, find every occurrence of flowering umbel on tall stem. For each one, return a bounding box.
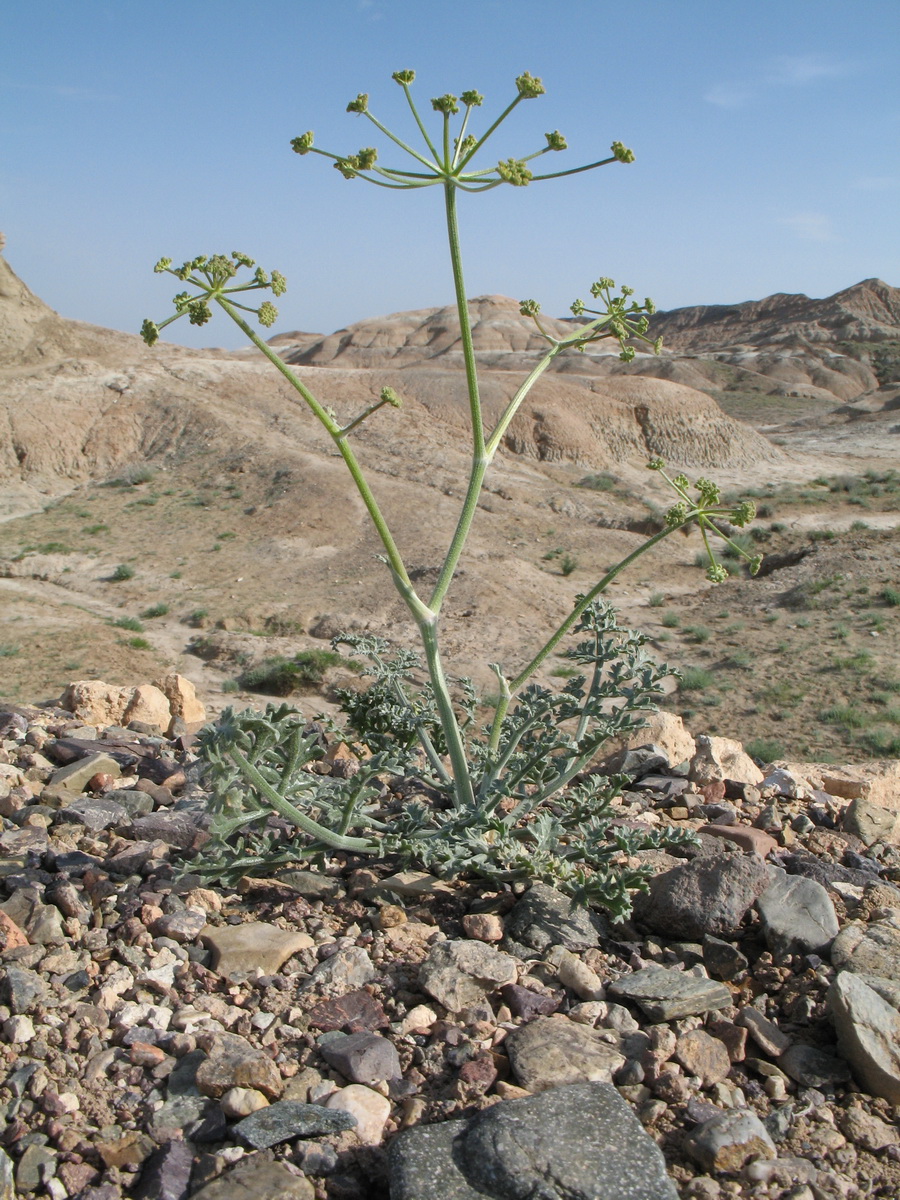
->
[141,73,760,915]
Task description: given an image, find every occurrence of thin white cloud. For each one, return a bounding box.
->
[768,53,852,86]
[779,212,836,242]
[705,52,854,108]
[703,83,754,109]
[0,78,117,102]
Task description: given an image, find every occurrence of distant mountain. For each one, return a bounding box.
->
[649,278,900,353]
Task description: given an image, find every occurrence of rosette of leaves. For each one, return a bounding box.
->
[193,603,696,916]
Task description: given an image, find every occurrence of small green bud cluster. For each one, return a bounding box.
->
[291,131,314,155]
[431,93,460,115]
[141,250,287,345]
[568,278,661,362]
[519,299,541,318]
[460,90,484,107]
[497,158,533,186]
[347,93,369,114]
[392,69,416,85]
[379,386,402,408]
[545,130,567,151]
[611,140,635,163]
[516,71,545,98]
[648,460,764,584]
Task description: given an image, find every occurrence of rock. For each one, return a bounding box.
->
[154,673,206,728]
[0,911,28,950]
[837,1106,899,1151]
[504,1015,626,1091]
[816,761,900,812]
[778,1043,851,1087]
[555,948,605,1000]
[500,983,562,1021]
[195,1032,284,1099]
[233,1100,356,1149]
[307,946,376,997]
[3,1014,35,1042]
[685,1109,777,1173]
[275,869,345,901]
[203,921,313,977]
[1,887,65,944]
[96,1130,156,1168]
[122,684,172,729]
[59,680,130,726]
[389,1081,679,1200]
[690,736,763,787]
[307,989,388,1033]
[674,1029,732,1087]
[634,853,770,940]
[462,912,504,942]
[830,918,900,980]
[829,971,900,1103]
[608,967,731,1021]
[190,1156,315,1200]
[0,965,46,1012]
[419,939,518,1012]
[756,869,839,956]
[56,793,128,830]
[325,1084,391,1145]
[696,825,778,858]
[151,909,207,943]
[48,752,123,793]
[616,711,696,768]
[220,1087,270,1119]
[843,797,900,846]
[15,1144,57,1193]
[737,1007,791,1057]
[504,882,605,955]
[130,811,201,848]
[133,1139,195,1200]
[702,936,748,981]
[319,1031,402,1084]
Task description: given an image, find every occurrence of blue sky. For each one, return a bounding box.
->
[2,0,899,348]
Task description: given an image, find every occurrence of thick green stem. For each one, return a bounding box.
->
[418,616,476,809]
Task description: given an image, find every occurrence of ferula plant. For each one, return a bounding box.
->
[143,71,761,916]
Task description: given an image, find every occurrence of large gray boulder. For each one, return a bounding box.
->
[389,1082,678,1200]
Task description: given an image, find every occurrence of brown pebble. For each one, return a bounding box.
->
[462,912,505,943]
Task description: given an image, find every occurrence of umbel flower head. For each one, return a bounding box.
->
[140,252,286,345]
[521,278,662,364]
[289,69,635,194]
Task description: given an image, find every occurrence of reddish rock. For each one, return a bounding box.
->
[698,825,777,858]
[307,989,389,1033]
[0,910,28,949]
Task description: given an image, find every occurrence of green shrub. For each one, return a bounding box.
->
[648,592,665,607]
[110,563,135,581]
[112,616,144,632]
[680,667,714,691]
[559,553,578,577]
[140,603,170,619]
[238,648,350,695]
[744,737,784,764]
[662,612,680,628]
[128,637,151,650]
[881,586,900,607]
[0,643,20,658]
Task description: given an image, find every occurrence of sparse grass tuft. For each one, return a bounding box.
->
[109,564,135,581]
[140,603,170,619]
[112,617,144,632]
[679,666,714,691]
[745,737,784,764]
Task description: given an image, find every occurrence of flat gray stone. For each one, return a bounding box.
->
[831,919,900,981]
[233,1100,356,1149]
[55,794,129,830]
[843,798,899,847]
[0,966,47,1014]
[190,1155,314,1200]
[389,1082,678,1200]
[48,752,122,793]
[634,853,769,941]
[608,967,731,1021]
[778,1043,851,1087]
[504,882,606,954]
[829,971,900,1103]
[203,921,313,977]
[419,939,518,1013]
[504,1016,625,1092]
[756,868,839,956]
[319,1031,401,1084]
